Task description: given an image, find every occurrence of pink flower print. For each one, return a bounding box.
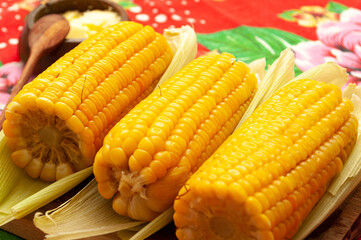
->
[0,61,24,111]
[340,8,361,24]
[293,8,361,86]
[349,72,361,85]
[0,61,24,92]
[293,40,336,71]
[317,21,361,56]
[331,48,361,69]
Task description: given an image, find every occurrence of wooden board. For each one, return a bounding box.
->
[1,182,361,240]
[307,183,361,240]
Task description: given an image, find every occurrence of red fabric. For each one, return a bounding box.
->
[127,0,361,39]
[0,0,361,111]
[0,0,29,64]
[1,0,361,64]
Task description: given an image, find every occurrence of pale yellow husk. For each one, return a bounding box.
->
[32,25,197,240]
[156,25,197,87]
[34,180,145,240]
[122,50,359,240]
[33,48,355,240]
[236,48,295,129]
[293,84,361,240]
[0,130,92,226]
[0,25,197,228]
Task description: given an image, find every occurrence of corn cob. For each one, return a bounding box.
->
[173,79,358,240]
[3,21,173,182]
[93,52,258,221]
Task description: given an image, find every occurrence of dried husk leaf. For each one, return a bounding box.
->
[34,180,145,240]
[0,131,92,226]
[156,25,197,87]
[32,25,197,239]
[236,48,295,128]
[128,51,354,240]
[0,25,197,227]
[33,48,357,240]
[294,61,348,88]
[248,57,266,81]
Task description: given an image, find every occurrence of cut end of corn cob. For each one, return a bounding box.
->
[173,79,358,240]
[3,21,173,181]
[93,52,258,221]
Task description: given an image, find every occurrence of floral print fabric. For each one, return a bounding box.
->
[1,0,361,113]
[293,8,361,85]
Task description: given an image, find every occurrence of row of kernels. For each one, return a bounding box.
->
[137,56,255,184]
[259,156,339,232]
[53,24,148,121]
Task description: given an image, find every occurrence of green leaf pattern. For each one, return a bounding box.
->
[278,10,299,21]
[326,1,348,13]
[197,26,307,67]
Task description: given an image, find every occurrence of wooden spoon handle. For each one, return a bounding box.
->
[0,48,42,130]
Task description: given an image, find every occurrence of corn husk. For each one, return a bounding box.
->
[32,25,197,240]
[248,57,266,81]
[236,48,295,128]
[33,48,355,240]
[34,47,294,240]
[0,25,197,227]
[293,84,361,240]
[0,130,93,226]
[242,53,361,239]
[156,25,197,87]
[123,51,359,240]
[34,180,145,240]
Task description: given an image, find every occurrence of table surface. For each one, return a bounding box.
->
[1,0,361,239]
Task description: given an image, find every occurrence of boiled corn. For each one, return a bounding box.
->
[3,21,173,181]
[173,79,358,240]
[93,52,258,221]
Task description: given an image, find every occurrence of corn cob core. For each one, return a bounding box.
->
[173,79,358,240]
[3,21,173,181]
[93,53,258,221]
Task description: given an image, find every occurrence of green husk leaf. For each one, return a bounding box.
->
[0,131,92,226]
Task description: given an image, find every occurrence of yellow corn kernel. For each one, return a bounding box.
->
[3,22,173,181]
[93,52,258,221]
[174,79,358,240]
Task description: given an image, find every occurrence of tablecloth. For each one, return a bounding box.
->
[1,0,361,113]
[0,0,361,239]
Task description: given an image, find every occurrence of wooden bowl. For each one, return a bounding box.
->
[19,0,129,74]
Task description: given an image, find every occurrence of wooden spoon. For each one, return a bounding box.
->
[0,14,70,130]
